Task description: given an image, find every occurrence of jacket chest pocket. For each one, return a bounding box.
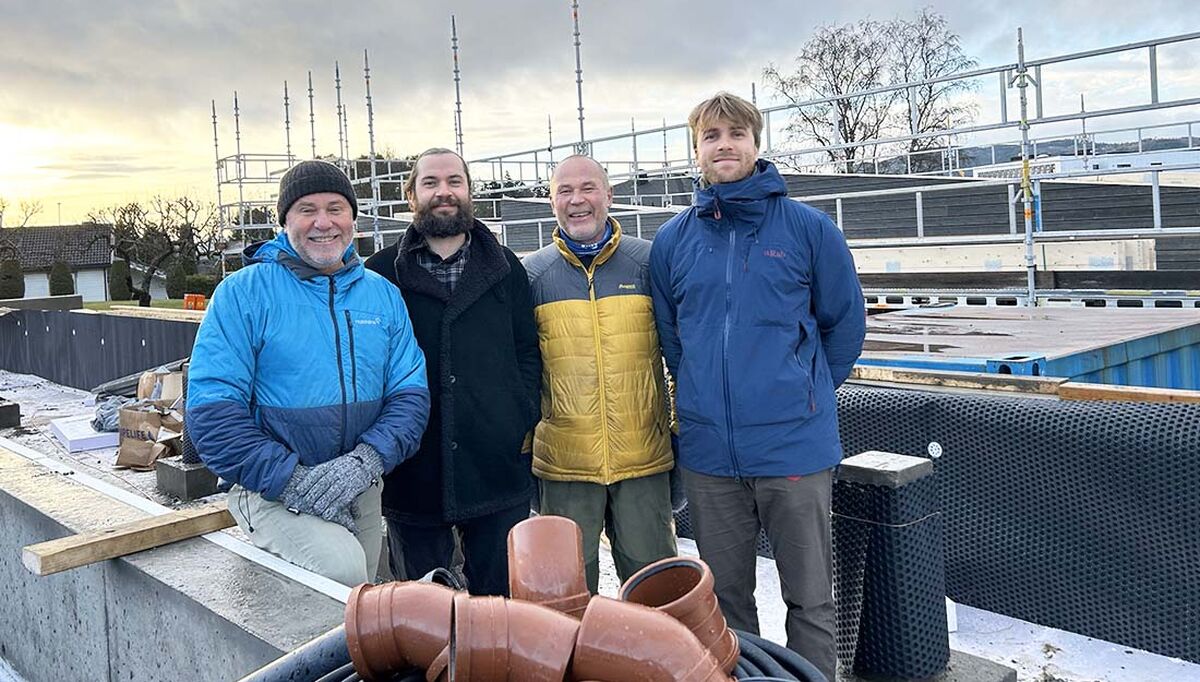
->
[742,241,809,325]
[343,308,389,401]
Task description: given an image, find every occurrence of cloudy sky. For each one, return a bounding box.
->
[1,0,1197,226]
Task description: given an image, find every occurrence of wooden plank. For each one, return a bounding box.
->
[1057,382,1200,404]
[848,365,1067,394]
[104,305,206,322]
[22,504,235,576]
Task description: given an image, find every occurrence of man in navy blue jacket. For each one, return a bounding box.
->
[649,92,865,680]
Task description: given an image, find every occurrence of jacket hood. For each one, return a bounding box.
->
[243,231,360,281]
[693,159,788,223]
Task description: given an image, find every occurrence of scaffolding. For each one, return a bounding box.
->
[212,24,1200,301]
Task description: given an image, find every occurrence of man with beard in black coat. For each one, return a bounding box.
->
[364,148,540,596]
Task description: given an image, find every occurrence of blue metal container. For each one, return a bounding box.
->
[857,307,1200,390]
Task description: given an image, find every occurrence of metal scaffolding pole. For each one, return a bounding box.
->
[283,81,294,164]
[572,0,585,145]
[211,100,227,277]
[452,15,465,156]
[335,61,347,169]
[1013,28,1038,307]
[364,49,381,251]
[307,71,317,158]
[233,91,247,238]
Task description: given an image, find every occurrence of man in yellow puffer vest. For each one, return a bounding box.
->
[522,155,677,592]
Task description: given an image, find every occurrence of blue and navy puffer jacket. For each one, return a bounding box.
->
[187,232,430,500]
[649,160,865,478]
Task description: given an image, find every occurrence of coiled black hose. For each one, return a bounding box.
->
[237,625,351,682]
[241,595,825,681]
[732,630,827,682]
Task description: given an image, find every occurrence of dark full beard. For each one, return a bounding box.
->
[413,201,474,238]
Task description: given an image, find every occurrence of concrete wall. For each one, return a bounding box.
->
[0,446,344,682]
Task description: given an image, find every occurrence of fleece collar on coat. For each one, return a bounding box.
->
[393,219,511,318]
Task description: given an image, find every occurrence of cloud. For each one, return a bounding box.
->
[2,0,1198,225]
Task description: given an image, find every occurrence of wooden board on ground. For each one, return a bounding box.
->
[100,305,206,323]
[22,504,235,576]
[1057,382,1200,404]
[848,365,1066,394]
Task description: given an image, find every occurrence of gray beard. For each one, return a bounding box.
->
[413,205,473,238]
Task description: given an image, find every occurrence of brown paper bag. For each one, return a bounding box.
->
[160,410,184,434]
[156,429,183,458]
[115,439,168,470]
[118,406,162,446]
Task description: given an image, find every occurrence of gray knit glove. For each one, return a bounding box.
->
[278,444,382,533]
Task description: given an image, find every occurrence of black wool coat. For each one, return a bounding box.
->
[364,221,541,523]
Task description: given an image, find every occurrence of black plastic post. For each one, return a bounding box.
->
[834,450,949,679]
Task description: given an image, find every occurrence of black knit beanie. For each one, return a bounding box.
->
[276,160,359,225]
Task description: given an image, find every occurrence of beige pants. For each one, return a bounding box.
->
[228,481,383,587]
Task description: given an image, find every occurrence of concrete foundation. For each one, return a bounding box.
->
[155,458,219,501]
[841,649,1017,682]
[0,400,18,429]
[0,447,343,682]
[0,295,83,311]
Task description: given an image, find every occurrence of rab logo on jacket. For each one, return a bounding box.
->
[763,248,787,259]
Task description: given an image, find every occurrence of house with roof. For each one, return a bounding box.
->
[0,224,113,302]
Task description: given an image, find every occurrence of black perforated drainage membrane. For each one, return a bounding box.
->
[675,385,1200,664]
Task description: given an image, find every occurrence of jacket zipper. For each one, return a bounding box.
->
[586,268,613,482]
[343,310,359,402]
[327,277,347,451]
[720,208,742,480]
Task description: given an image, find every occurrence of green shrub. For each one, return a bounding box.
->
[108,260,132,301]
[165,263,191,299]
[183,274,221,299]
[49,261,75,296]
[0,259,23,300]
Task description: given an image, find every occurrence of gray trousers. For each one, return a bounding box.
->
[681,467,836,682]
[229,481,383,587]
[541,472,678,593]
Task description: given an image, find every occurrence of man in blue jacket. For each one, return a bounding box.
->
[649,93,865,680]
[188,160,430,587]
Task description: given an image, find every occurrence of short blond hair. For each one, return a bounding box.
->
[688,92,763,150]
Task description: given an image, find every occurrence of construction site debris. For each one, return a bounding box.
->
[49,414,118,452]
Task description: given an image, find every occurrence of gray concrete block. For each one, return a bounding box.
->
[0,446,345,682]
[838,450,933,488]
[0,489,109,682]
[0,399,19,429]
[155,458,218,501]
[839,649,1016,682]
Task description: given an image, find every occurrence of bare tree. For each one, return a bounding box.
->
[763,20,898,173]
[15,200,43,227]
[890,8,978,171]
[763,9,977,174]
[86,196,223,302]
[0,197,7,228]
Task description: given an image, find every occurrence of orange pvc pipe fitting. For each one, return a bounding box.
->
[344,581,456,681]
[507,515,591,618]
[571,596,731,682]
[619,557,740,674]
